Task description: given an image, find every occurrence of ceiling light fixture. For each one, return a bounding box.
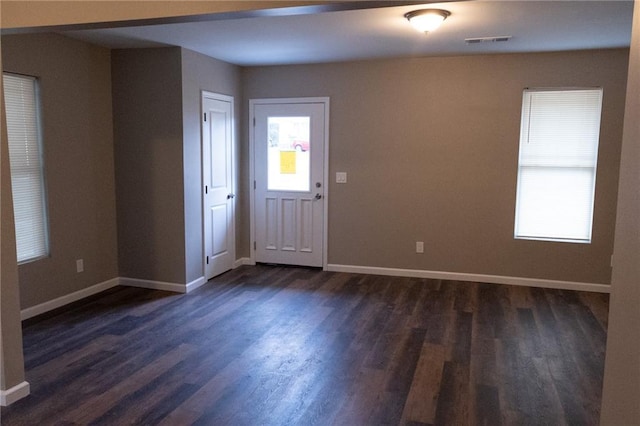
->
[405,9,451,33]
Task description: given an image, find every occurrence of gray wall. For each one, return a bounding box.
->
[180,48,243,283]
[111,47,186,284]
[600,2,640,424]
[111,47,244,285]
[2,33,118,308]
[0,36,628,306]
[243,49,628,284]
[112,47,244,285]
[2,40,244,303]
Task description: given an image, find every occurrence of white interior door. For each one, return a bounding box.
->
[203,92,235,279]
[252,99,328,267]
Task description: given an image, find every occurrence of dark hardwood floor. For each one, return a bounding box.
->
[1,265,609,425]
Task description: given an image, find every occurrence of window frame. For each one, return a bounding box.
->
[513,87,603,244]
[3,71,50,264]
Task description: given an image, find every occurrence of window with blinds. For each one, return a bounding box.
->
[514,88,603,243]
[3,73,49,263]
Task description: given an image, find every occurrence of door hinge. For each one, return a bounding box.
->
[204,112,207,122]
[253,117,256,126]
[254,180,256,190]
[205,185,208,194]
[254,241,256,250]
[206,255,209,265]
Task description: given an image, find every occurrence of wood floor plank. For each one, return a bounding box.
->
[63,343,197,424]
[434,361,471,425]
[332,367,387,425]
[399,342,446,425]
[474,383,501,426]
[1,265,608,425]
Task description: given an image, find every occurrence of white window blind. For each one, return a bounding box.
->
[3,73,49,262]
[514,88,603,243]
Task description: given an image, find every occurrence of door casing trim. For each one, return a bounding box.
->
[249,97,330,269]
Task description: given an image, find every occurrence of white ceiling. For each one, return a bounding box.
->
[64,1,634,66]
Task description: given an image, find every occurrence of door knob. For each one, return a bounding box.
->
[227,194,235,199]
[314,193,322,200]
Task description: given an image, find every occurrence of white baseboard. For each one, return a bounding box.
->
[326,264,611,293]
[234,257,254,268]
[0,381,30,406]
[120,276,207,294]
[21,275,204,321]
[19,264,607,323]
[21,278,120,320]
[119,277,188,293]
[185,276,207,292]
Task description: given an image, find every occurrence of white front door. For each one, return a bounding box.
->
[203,92,235,279]
[251,98,328,267]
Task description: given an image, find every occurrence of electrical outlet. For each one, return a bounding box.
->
[336,172,347,184]
[76,259,84,273]
[416,241,424,254]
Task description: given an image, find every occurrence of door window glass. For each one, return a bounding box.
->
[267,116,310,191]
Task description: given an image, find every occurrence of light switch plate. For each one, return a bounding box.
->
[336,172,347,183]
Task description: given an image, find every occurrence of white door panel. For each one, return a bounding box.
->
[211,204,228,255]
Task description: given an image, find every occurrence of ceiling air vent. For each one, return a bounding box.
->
[465,36,512,44]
